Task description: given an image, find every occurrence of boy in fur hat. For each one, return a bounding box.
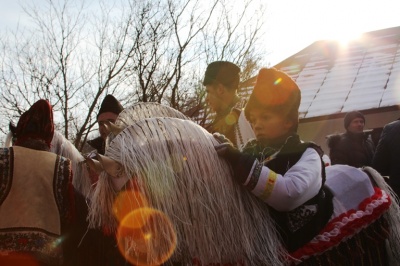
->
[215,68,394,265]
[215,68,332,254]
[203,61,255,148]
[327,110,375,167]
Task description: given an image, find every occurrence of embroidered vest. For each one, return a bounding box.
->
[246,136,334,252]
[0,146,73,265]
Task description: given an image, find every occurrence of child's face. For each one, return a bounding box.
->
[248,108,293,142]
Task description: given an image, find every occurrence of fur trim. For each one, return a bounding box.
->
[326,134,341,149]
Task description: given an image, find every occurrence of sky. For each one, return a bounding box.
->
[1,0,400,66]
[262,0,400,65]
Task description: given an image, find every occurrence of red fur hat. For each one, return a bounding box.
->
[14,99,54,148]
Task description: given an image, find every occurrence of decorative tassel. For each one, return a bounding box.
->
[363,166,400,264]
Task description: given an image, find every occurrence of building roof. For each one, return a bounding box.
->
[240,26,400,120]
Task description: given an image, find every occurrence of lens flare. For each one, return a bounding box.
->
[225,113,238,126]
[113,190,148,222]
[116,207,177,266]
[274,78,282,85]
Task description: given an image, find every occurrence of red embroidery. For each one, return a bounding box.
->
[290,187,391,261]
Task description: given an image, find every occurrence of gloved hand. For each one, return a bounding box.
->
[213,133,256,184]
[213,132,233,146]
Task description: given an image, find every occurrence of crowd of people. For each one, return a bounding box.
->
[0,61,399,266]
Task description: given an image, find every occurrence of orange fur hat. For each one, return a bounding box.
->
[244,68,301,129]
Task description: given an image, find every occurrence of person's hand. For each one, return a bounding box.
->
[213,133,256,183]
[213,132,233,145]
[213,132,241,166]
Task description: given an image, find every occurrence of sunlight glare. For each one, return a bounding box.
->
[327,30,363,47]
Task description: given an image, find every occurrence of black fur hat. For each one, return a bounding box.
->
[97,95,124,119]
[202,61,240,90]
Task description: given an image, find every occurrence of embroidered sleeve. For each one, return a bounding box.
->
[243,160,278,201]
[243,148,322,212]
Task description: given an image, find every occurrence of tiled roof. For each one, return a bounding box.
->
[240,26,400,120]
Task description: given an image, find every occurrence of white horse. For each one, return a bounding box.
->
[86,113,400,266]
[88,117,286,266]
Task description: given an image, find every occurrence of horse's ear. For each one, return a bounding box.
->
[103,121,124,136]
[96,153,123,178]
[85,156,103,175]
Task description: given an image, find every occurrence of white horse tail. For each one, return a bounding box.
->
[363,166,400,264]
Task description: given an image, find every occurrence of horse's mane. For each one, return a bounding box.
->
[89,117,286,265]
[115,102,190,128]
[105,102,191,149]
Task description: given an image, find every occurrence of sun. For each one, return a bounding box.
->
[311,1,366,47]
[317,24,364,47]
[330,30,363,47]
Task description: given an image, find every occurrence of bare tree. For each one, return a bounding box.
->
[0,0,140,149]
[0,0,266,149]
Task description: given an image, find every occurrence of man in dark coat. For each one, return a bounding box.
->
[372,118,400,199]
[87,94,124,155]
[82,95,127,266]
[327,111,375,167]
